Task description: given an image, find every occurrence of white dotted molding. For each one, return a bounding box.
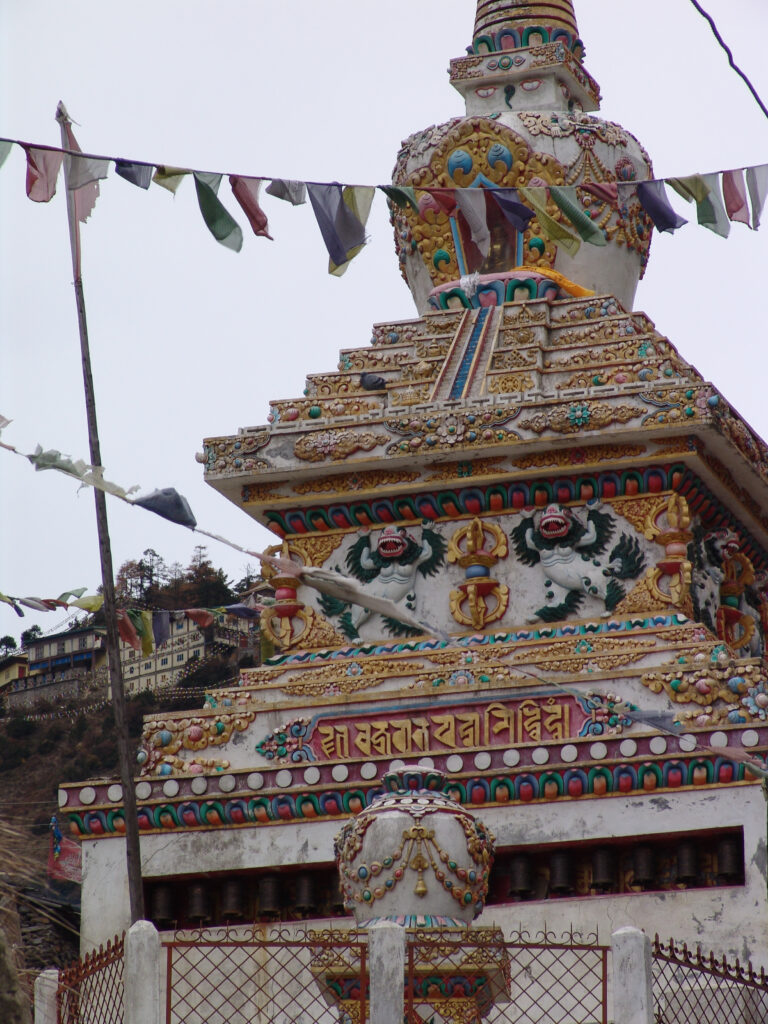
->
[246,772,264,790]
[190,777,208,795]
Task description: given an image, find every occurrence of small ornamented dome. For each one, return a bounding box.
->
[335,765,495,927]
[390,0,653,314]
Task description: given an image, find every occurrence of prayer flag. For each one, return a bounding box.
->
[139,609,154,657]
[70,595,104,612]
[0,593,24,616]
[27,446,90,479]
[307,182,367,269]
[194,172,243,252]
[115,160,153,189]
[379,185,419,213]
[747,164,768,229]
[668,174,730,237]
[580,182,618,205]
[153,166,189,194]
[152,610,171,648]
[133,488,197,529]
[0,140,12,168]
[517,186,581,256]
[635,180,687,233]
[550,186,607,246]
[722,169,750,225]
[330,186,375,276]
[491,188,535,232]
[185,609,214,628]
[117,610,141,651]
[229,176,273,239]
[455,188,491,262]
[24,147,64,202]
[0,413,11,433]
[19,597,57,612]
[224,603,260,619]
[57,588,87,603]
[66,153,109,191]
[266,179,306,205]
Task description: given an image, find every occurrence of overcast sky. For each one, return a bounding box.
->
[1,0,767,642]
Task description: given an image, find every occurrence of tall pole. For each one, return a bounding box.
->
[56,102,145,923]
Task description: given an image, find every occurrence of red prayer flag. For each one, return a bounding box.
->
[24,146,64,202]
[229,176,273,239]
[722,169,750,225]
[48,834,82,883]
[185,609,215,628]
[116,609,141,651]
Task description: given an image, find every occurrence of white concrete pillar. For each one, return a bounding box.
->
[611,926,654,1024]
[124,920,162,1024]
[368,921,405,1024]
[34,968,59,1024]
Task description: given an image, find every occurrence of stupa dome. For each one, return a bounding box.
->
[391,0,653,313]
[335,766,495,927]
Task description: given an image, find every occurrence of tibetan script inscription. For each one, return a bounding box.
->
[309,696,574,762]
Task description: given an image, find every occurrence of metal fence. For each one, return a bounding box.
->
[406,927,609,1024]
[56,933,124,1024]
[162,925,608,1024]
[163,926,368,1024]
[652,935,768,1024]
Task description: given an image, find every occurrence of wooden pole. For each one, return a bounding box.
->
[56,102,145,923]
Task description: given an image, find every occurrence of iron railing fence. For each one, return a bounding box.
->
[406,926,609,1024]
[56,933,124,1024]
[652,935,768,1024]
[162,925,368,1024]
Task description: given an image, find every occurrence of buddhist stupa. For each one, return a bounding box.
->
[62,0,768,973]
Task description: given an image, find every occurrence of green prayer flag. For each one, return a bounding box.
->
[379,185,419,214]
[0,141,12,169]
[518,186,581,256]
[550,186,607,246]
[194,172,243,252]
[668,174,730,238]
[57,588,88,603]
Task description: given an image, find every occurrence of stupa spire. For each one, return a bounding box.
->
[472,0,582,56]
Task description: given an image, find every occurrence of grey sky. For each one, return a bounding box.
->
[1,0,766,639]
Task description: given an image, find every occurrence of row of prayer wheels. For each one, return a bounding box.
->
[489,832,743,901]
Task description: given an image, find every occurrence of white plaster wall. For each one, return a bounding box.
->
[80,786,767,965]
[477,784,768,968]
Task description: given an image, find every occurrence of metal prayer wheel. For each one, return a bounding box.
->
[591,848,615,893]
[221,878,246,920]
[632,845,655,889]
[295,873,316,915]
[187,882,211,923]
[509,854,534,898]
[328,874,346,914]
[258,874,281,917]
[548,851,574,895]
[676,842,698,885]
[150,884,174,927]
[716,837,741,883]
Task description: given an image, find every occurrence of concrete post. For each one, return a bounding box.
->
[611,926,654,1024]
[34,968,59,1024]
[124,920,162,1024]
[368,921,405,1024]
